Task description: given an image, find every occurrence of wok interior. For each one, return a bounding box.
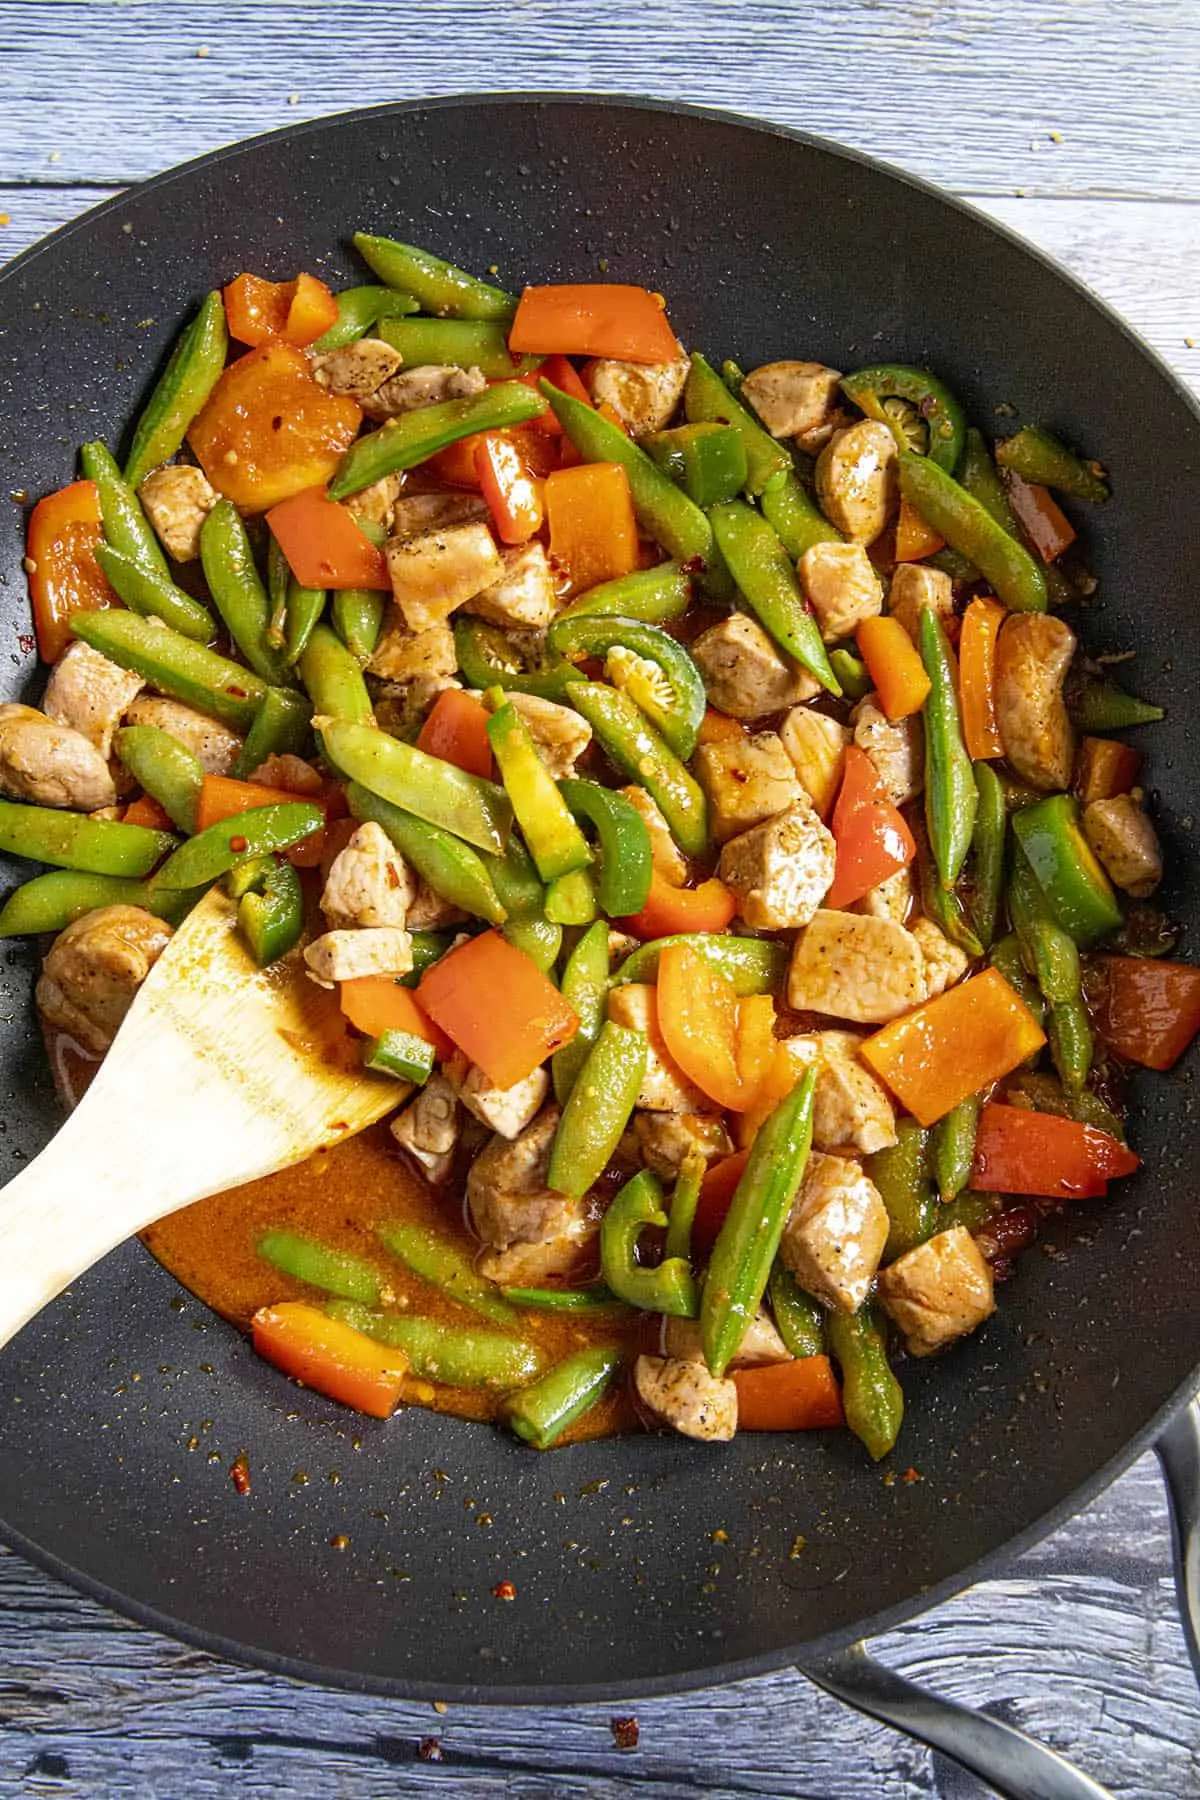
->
[0,98,1195,1698]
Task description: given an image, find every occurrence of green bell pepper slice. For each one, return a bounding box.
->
[600,1169,699,1317]
[312,284,419,352]
[362,1028,435,1084]
[840,363,967,474]
[486,702,591,881]
[237,857,305,967]
[401,930,455,988]
[664,1152,704,1264]
[565,681,708,859]
[547,616,706,760]
[70,610,266,732]
[1012,794,1123,948]
[453,617,575,700]
[0,801,174,878]
[347,781,507,925]
[682,353,791,495]
[898,450,1048,614]
[552,919,611,1106]
[553,561,691,625]
[352,233,517,322]
[995,425,1109,502]
[320,717,512,856]
[123,291,229,490]
[328,382,545,500]
[548,1020,647,1200]
[611,933,786,995]
[644,421,748,507]
[708,500,840,695]
[500,1346,622,1450]
[558,777,653,917]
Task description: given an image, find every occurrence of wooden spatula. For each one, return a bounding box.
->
[0,886,402,1348]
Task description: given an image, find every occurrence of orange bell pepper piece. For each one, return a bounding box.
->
[656,942,768,1113]
[418,930,579,1089]
[509,284,679,364]
[475,431,544,544]
[824,745,915,909]
[618,869,736,940]
[265,486,389,591]
[733,1354,846,1431]
[188,342,361,513]
[958,596,1007,760]
[122,793,174,831]
[1092,956,1200,1071]
[195,771,327,833]
[691,1150,751,1257]
[283,273,340,346]
[1006,473,1077,562]
[697,707,747,746]
[339,977,453,1058]
[893,493,945,561]
[1072,737,1142,805]
[224,271,339,347]
[860,967,1046,1126]
[855,615,931,720]
[252,1302,408,1418]
[25,479,119,662]
[971,1103,1138,1199]
[734,1041,797,1150]
[415,688,495,780]
[545,462,638,593]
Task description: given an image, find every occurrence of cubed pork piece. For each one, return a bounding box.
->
[887,562,954,644]
[718,797,836,930]
[452,1062,549,1140]
[619,785,688,884]
[607,982,707,1111]
[390,1073,461,1185]
[137,463,219,562]
[320,821,415,929]
[586,352,690,437]
[385,521,503,633]
[853,697,924,805]
[779,706,849,818]
[311,337,405,403]
[364,363,488,421]
[466,541,557,630]
[798,540,885,643]
[910,916,970,999]
[366,613,458,683]
[124,696,242,774]
[814,420,898,544]
[876,1226,996,1357]
[784,1031,897,1155]
[302,927,413,986]
[632,1110,733,1180]
[43,641,143,760]
[779,1151,889,1313]
[691,613,819,719]
[1083,795,1163,897]
[633,1355,737,1442]
[694,730,802,844]
[740,360,843,441]
[787,911,926,1024]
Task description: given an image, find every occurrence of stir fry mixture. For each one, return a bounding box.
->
[11,235,1198,1457]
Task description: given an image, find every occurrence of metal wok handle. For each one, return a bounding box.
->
[798,1642,1114,1800]
[1156,1394,1200,1687]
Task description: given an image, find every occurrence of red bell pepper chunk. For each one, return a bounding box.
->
[732,1355,846,1431]
[475,432,544,544]
[415,688,495,780]
[970,1103,1139,1200]
[417,930,579,1089]
[1093,956,1200,1071]
[513,354,590,434]
[25,479,119,662]
[824,745,916,909]
[252,1302,408,1418]
[617,870,737,941]
[265,486,390,590]
[509,284,680,364]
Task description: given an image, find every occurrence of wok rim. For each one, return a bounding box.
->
[1,89,1196,1706]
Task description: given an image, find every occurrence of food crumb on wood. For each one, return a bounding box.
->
[417,1737,444,1762]
[0,214,9,227]
[196,44,209,56]
[432,1701,448,1715]
[610,1716,640,1750]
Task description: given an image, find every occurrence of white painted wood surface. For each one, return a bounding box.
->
[2,3,1199,1793]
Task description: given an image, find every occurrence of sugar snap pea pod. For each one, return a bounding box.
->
[915,823,983,960]
[400,930,455,989]
[154,802,323,889]
[545,866,597,926]
[329,383,545,501]
[199,500,294,687]
[611,933,786,995]
[968,760,1006,951]
[321,717,512,856]
[353,233,517,322]
[479,827,544,919]
[346,780,506,926]
[760,468,843,559]
[1047,998,1093,1094]
[709,500,840,695]
[664,1152,704,1264]
[867,1118,937,1260]
[548,618,706,760]
[70,610,267,730]
[313,283,419,352]
[828,647,872,702]
[827,1303,903,1462]
[0,800,174,877]
[899,450,1047,614]
[552,919,610,1106]
[285,575,325,667]
[959,426,1020,537]
[600,1169,699,1318]
[238,857,304,966]
[377,316,518,377]
[376,1221,518,1328]
[299,623,373,724]
[501,1346,622,1450]
[257,1230,381,1304]
[486,701,591,881]
[502,913,562,971]
[501,1286,627,1313]
[0,870,193,936]
[767,1262,827,1359]
[929,1095,981,1203]
[266,535,291,650]
[683,353,791,495]
[114,723,204,833]
[549,1021,647,1200]
[565,681,708,859]
[93,543,215,642]
[1068,676,1164,731]
[988,932,1045,1028]
[331,587,386,664]
[553,561,691,625]
[937,1189,1004,1234]
[1006,1070,1125,1141]
[918,607,977,889]
[995,425,1109,502]
[840,363,967,474]
[1008,852,1082,1004]
[540,380,714,566]
[558,777,653,917]
[80,440,171,583]
[123,291,228,489]
[702,1067,817,1377]
[330,1302,542,1388]
[234,685,313,778]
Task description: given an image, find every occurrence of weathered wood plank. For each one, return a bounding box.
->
[4,188,1199,396]
[3,0,1199,198]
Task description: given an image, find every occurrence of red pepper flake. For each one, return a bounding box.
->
[330,1533,350,1551]
[611,1716,640,1750]
[680,554,706,576]
[230,835,248,853]
[229,1452,251,1496]
[901,1466,923,1484]
[228,686,248,699]
[417,1737,444,1763]
[492,1579,516,1601]
[16,633,34,656]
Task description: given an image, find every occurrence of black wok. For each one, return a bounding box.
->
[0,96,1197,1711]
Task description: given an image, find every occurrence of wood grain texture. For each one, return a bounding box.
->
[2,4,1199,1795]
[2,0,1199,198]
